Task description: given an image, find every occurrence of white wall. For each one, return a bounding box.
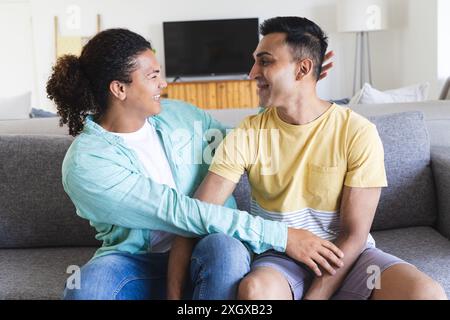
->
[438,0,450,81]
[0,0,444,111]
[29,0,354,111]
[400,0,438,95]
[369,0,441,98]
[0,1,35,102]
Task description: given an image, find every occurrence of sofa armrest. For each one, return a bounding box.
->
[431,146,450,238]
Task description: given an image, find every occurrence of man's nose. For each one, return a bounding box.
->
[248,63,259,80]
[159,79,168,89]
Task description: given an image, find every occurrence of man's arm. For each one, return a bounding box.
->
[303,186,381,300]
[168,172,346,299]
[195,173,344,277]
[167,236,198,299]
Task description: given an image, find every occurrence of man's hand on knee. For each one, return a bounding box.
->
[285,228,344,277]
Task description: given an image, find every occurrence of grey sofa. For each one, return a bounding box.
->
[1,104,450,299]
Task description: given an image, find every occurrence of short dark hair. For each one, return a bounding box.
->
[46,28,152,136]
[260,16,328,81]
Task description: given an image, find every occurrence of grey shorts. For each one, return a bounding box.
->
[251,247,410,300]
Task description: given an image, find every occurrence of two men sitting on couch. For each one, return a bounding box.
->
[47,16,446,300]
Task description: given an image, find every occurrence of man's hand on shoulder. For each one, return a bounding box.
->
[319,51,334,81]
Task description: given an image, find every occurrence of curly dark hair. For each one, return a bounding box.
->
[46,28,152,136]
[260,17,328,81]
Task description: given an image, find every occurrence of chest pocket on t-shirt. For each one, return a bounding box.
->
[307,163,342,200]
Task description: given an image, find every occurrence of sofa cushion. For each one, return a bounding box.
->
[0,135,99,248]
[368,111,437,230]
[2,230,449,299]
[0,92,31,120]
[372,227,450,297]
[30,108,57,118]
[233,173,251,214]
[430,146,450,239]
[0,247,96,299]
[350,101,450,149]
[349,83,430,105]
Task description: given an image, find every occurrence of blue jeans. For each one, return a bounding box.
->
[190,233,251,299]
[63,234,251,300]
[63,251,169,300]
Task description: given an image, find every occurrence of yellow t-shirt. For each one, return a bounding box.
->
[209,104,387,242]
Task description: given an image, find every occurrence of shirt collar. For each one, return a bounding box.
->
[83,115,161,145]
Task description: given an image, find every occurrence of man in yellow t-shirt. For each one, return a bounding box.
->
[210,104,388,238]
[168,17,446,300]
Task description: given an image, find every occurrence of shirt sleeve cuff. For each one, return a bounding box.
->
[262,219,288,253]
[209,166,242,184]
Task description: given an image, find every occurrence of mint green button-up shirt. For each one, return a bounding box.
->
[62,99,287,259]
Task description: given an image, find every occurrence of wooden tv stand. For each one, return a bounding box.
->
[162,79,258,109]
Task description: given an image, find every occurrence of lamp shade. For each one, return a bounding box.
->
[337,0,388,32]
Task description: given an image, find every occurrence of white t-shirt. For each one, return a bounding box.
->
[112,121,176,252]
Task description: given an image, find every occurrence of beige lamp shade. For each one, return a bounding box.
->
[337,0,388,32]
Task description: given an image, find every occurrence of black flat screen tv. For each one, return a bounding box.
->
[163,18,259,77]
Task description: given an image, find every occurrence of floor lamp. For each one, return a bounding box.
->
[337,0,388,95]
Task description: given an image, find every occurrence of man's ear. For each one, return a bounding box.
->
[109,80,127,101]
[296,59,314,80]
